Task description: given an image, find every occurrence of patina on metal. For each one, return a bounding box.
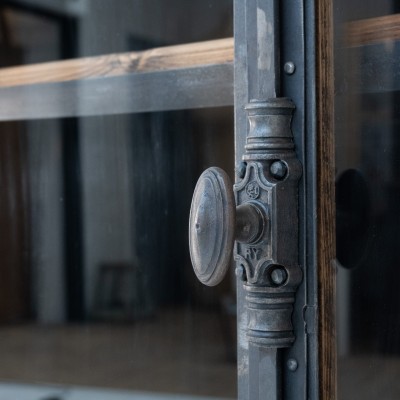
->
[189,0,309,397]
[189,167,236,287]
[189,167,268,287]
[232,0,309,398]
[237,97,302,349]
[189,97,302,349]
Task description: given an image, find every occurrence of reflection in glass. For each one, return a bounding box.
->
[0,1,236,399]
[0,110,236,398]
[335,2,400,400]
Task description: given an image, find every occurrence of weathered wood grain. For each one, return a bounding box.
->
[346,14,400,46]
[316,0,337,399]
[0,38,234,120]
[0,38,234,88]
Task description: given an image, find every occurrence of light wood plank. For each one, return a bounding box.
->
[316,1,337,400]
[0,38,234,88]
[0,38,234,120]
[346,14,400,46]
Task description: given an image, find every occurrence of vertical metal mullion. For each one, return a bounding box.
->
[60,16,85,321]
[235,1,310,399]
[234,2,250,397]
[234,1,282,399]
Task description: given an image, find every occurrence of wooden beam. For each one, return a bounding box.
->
[0,38,234,88]
[345,14,400,46]
[0,38,234,120]
[316,1,337,400]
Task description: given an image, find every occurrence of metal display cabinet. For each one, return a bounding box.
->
[0,1,337,399]
[190,1,334,400]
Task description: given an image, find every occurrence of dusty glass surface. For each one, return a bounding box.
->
[0,1,236,399]
[1,0,233,64]
[335,1,400,399]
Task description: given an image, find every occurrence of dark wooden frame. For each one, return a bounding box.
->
[316,1,336,399]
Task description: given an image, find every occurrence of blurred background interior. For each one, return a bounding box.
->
[335,1,400,400]
[0,1,236,399]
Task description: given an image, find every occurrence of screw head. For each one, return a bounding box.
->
[284,61,296,75]
[287,358,298,372]
[270,161,288,180]
[270,268,288,286]
[235,265,247,281]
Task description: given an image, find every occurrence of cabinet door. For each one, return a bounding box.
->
[0,1,338,400]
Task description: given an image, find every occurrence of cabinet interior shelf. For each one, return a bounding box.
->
[0,38,234,121]
[346,13,400,46]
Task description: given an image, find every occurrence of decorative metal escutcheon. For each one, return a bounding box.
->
[189,97,302,348]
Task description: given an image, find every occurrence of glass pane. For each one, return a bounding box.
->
[335,2,400,399]
[0,1,235,399]
[1,0,233,65]
[0,108,236,399]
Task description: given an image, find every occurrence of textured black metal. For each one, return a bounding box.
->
[284,62,296,75]
[236,203,268,245]
[234,98,302,349]
[281,0,310,399]
[287,358,299,372]
[270,161,288,180]
[189,170,269,286]
[302,1,319,399]
[189,167,236,287]
[234,0,309,399]
[270,268,288,285]
[248,346,282,400]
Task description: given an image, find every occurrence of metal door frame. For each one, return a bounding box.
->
[233,1,336,399]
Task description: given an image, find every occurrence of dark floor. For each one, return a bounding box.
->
[0,309,397,400]
[338,355,400,400]
[0,309,237,399]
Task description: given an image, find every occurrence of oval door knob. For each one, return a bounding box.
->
[189,167,235,286]
[189,167,268,286]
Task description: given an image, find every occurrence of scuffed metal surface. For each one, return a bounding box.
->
[257,8,273,72]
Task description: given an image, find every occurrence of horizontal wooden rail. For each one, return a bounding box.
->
[0,38,234,88]
[346,14,400,47]
[0,38,234,120]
